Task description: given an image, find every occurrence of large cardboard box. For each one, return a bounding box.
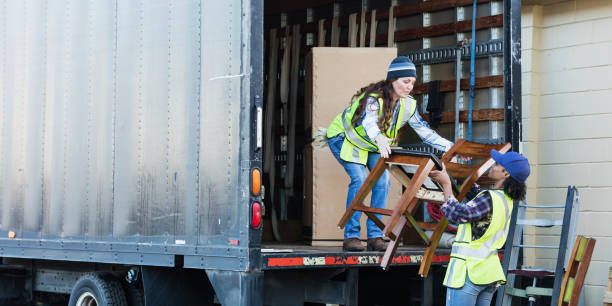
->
[303,47,401,246]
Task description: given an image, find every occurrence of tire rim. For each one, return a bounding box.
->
[75,292,98,306]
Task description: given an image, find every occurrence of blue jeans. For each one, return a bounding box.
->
[328,135,390,239]
[445,275,497,306]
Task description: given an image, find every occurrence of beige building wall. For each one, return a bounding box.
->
[521,0,612,304]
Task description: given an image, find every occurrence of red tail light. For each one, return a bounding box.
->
[251,202,261,228]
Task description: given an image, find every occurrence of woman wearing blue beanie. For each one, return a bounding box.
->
[326,56,454,252]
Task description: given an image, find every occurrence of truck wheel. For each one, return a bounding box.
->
[68,273,128,306]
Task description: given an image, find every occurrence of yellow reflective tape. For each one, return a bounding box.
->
[444,257,458,287]
[351,145,361,163]
[575,237,588,261]
[451,245,498,259]
[563,277,575,302]
[341,110,378,151]
[456,224,468,242]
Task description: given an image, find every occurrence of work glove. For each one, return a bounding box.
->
[312,127,329,149]
[374,134,392,158]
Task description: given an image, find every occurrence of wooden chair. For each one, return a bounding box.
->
[558,235,596,306]
[337,139,511,276]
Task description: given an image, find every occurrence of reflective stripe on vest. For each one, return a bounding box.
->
[451,191,510,259]
[443,190,513,288]
[326,93,417,165]
[341,107,378,152]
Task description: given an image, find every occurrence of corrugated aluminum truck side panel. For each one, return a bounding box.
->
[0,0,255,271]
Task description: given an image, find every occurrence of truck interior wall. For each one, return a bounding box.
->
[262,0,506,244]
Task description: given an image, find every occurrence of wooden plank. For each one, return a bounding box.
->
[559,236,582,306]
[337,158,387,229]
[412,75,504,95]
[440,139,466,163]
[373,14,502,43]
[404,212,429,245]
[274,13,502,40]
[348,13,358,47]
[331,17,340,46]
[386,154,441,169]
[354,206,393,216]
[384,160,435,236]
[264,29,279,175]
[419,217,449,277]
[387,165,410,186]
[369,9,377,47]
[454,141,510,158]
[264,0,348,16]
[416,222,438,230]
[421,108,504,124]
[388,166,445,202]
[381,216,408,269]
[378,0,494,20]
[364,212,397,241]
[387,4,395,47]
[455,143,510,201]
[359,12,366,47]
[568,238,596,305]
[317,19,326,46]
[264,0,492,19]
[445,162,481,180]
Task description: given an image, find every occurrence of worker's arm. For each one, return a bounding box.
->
[362,97,392,157]
[439,192,492,224]
[429,166,491,224]
[405,109,454,152]
[429,164,454,199]
[362,97,383,140]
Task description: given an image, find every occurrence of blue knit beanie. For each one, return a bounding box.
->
[386,56,417,80]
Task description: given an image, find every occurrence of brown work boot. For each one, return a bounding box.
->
[367,237,387,252]
[343,238,365,252]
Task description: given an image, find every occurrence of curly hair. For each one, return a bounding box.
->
[349,79,398,135]
[503,177,527,201]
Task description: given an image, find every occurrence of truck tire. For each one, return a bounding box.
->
[68,273,128,306]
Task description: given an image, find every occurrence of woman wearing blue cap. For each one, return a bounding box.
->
[429,149,530,306]
[326,56,454,252]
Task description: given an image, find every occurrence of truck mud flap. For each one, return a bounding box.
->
[141,267,215,306]
[205,269,264,306]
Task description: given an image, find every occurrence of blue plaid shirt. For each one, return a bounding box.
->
[441,184,494,240]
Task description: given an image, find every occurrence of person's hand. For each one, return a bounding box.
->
[374,134,392,158]
[429,163,451,186]
[429,163,455,199]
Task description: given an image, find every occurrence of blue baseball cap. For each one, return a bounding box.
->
[491,150,530,183]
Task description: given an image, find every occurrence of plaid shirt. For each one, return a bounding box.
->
[441,184,494,240]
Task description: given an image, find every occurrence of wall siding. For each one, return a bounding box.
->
[522,1,612,305]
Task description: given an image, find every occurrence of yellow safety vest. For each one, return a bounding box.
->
[443,190,514,288]
[326,93,417,165]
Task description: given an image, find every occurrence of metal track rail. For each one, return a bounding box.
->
[406,39,503,65]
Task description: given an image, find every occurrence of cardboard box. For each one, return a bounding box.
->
[303,47,401,246]
[304,47,398,131]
